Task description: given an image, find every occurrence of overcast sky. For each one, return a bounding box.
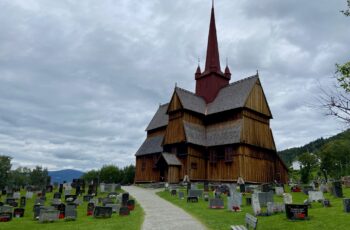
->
[0,0,349,171]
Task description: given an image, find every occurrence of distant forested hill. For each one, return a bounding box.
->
[278,129,350,166]
[48,169,84,183]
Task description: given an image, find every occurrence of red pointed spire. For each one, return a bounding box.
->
[224,65,231,79]
[204,3,221,73]
[195,65,201,79]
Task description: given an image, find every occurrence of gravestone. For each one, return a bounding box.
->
[308,191,324,202]
[59,184,63,194]
[122,193,129,206]
[51,198,61,207]
[127,199,135,210]
[285,204,308,220]
[13,192,20,199]
[187,183,191,193]
[102,197,113,206]
[75,185,81,196]
[267,202,285,215]
[0,205,13,222]
[73,198,83,206]
[87,202,95,216]
[227,195,241,212]
[64,189,72,196]
[209,198,224,209]
[100,183,105,193]
[108,192,118,198]
[106,203,120,213]
[39,207,59,223]
[283,193,293,204]
[262,183,272,192]
[343,198,350,212]
[65,195,77,203]
[65,204,77,220]
[33,204,43,219]
[191,183,197,190]
[304,199,312,208]
[246,197,252,206]
[53,192,61,199]
[46,185,53,193]
[258,191,274,207]
[228,184,237,197]
[20,196,26,207]
[171,189,177,196]
[6,198,16,207]
[332,181,343,198]
[94,206,112,218]
[178,191,185,199]
[275,187,284,196]
[252,193,261,216]
[322,199,331,207]
[188,189,203,198]
[25,191,33,199]
[83,195,93,202]
[119,206,130,216]
[14,208,25,218]
[57,203,66,219]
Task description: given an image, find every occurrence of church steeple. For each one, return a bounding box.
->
[204,3,221,73]
[195,2,230,103]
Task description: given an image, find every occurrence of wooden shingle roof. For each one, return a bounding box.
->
[145,103,169,131]
[135,135,163,156]
[158,153,182,166]
[183,120,242,147]
[175,87,206,114]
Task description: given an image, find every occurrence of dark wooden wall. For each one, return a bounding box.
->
[135,154,160,183]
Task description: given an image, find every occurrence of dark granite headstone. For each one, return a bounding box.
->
[209,198,224,209]
[204,182,209,192]
[127,199,135,211]
[0,211,12,222]
[46,185,53,193]
[87,202,95,216]
[59,184,63,194]
[171,189,177,196]
[322,199,331,207]
[57,203,66,219]
[20,196,26,207]
[53,192,61,199]
[122,193,129,206]
[119,206,130,216]
[93,206,112,218]
[285,204,308,220]
[14,208,25,218]
[188,189,203,198]
[332,181,343,198]
[246,197,252,206]
[187,183,191,193]
[178,191,185,199]
[75,185,81,196]
[343,198,350,212]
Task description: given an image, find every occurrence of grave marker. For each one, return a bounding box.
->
[13,192,20,199]
[94,206,112,218]
[251,193,261,216]
[343,198,350,213]
[39,207,59,223]
[106,203,120,213]
[283,193,293,204]
[14,208,25,218]
[57,203,66,219]
[308,191,324,202]
[87,202,95,216]
[209,198,224,209]
[275,187,284,196]
[266,202,285,215]
[83,195,93,202]
[33,204,43,219]
[65,204,77,221]
[127,199,135,211]
[332,181,343,198]
[20,196,26,207]
[0,205,13,222]
[322,199,331,207]
[285,204,308,220]
[25,191,33,199]
[119,206,130,216]
[53,192,61,199]
[188,189,203,198]
[257,191,274,207]
[178,191,184,199]
[122,193,129,206]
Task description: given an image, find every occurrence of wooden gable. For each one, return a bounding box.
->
[244,79,272,118]
[167,91,183,113]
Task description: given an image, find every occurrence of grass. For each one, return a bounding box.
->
[0,188,144,230]
[157,186,350,230]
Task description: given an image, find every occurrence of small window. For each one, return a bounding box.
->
[191,162,197,169]
[171,146,177,154]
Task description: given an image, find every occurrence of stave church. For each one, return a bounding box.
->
[134,4,288,184]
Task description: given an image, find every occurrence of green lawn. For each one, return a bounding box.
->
[0,188,144,230]
[157,186,350,230]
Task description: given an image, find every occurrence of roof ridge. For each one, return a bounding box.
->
[175,86,198,96]
[227,74,258,87]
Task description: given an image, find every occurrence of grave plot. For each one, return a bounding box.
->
[93,206,112,218]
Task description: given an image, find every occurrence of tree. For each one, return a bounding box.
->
[298,152,319,184]
[321,1,350,123]
[30,166,49,188]
[0,155,12,189]
[121,165,135,184]
[8,167,31,188]
[99,165,122,183]
[81,169,100,183]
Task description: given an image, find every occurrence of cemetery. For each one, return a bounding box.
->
[157,182,350,230]
[0,184,144,230]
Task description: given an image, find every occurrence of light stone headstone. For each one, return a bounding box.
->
[258,191,274,207]
[105,203,120,213]
[25,191,33,199]
[178,191,184,199]
[13,192,20,199]
[275,187,284,196]
[283,193,293,204]
[252,193,261,216]
[308,191,324,202]
[320,184,327,193]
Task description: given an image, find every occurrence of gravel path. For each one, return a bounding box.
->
[122,185,206,230]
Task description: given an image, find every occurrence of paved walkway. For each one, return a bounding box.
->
[122,186,206,230]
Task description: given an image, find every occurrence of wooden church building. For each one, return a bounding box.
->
[135,5,288,184]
